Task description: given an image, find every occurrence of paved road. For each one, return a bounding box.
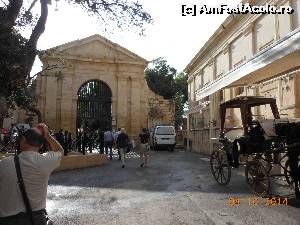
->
[47,151,300,225]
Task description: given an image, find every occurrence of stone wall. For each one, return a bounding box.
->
[148,90,175,128]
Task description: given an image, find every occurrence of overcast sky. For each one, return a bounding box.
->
[31,0,240,74]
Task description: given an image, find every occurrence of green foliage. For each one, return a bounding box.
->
[175,72,188,102]
[145,57,177,99]
[72,0,153,35]
[174,92,185,128]
[145,58,188,128]
[0,26,28,97]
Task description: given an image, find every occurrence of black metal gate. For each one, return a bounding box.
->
[76,80,112,131]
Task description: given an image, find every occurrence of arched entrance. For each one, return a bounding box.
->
[76,80,112,131]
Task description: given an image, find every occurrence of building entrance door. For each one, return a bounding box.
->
[76,80,112,131]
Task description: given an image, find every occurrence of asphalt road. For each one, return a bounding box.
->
[47,150,300,225]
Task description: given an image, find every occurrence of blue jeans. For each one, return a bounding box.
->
[104,141,113,159]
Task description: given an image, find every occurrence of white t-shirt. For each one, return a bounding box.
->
[0,151,62,217]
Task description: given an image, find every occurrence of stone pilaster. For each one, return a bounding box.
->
[117,74,129,130]
[243,22,255,55]
[44,76,58,130]
[39,76,47,121]
[71,97,78,134]
[60,77,73,132]
[130,76,141,137]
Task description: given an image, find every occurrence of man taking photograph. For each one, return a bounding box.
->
[0,123,63,225]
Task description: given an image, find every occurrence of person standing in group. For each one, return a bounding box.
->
[82,131,88,155]
[98,129,104,154]
[104,129,114,160]
[2,127,9,152]
[67,131,72,151]
[63,130,69,156]
[0,123,63,225]
[116,128,129,168]
[76,130,82,153]
[114,128,122,160]
[54,129,65,154]
[88,132,94,154]
[138,128,150,167]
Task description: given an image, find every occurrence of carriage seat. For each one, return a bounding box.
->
[224,127,243,142]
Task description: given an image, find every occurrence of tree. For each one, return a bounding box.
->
[174,72,188,128]
[145,57,177,99]
[174,72,188,102]
[145,58,188,129]
[0,0,153,126]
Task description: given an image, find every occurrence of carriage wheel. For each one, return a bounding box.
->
[284,159,300,196]
[210,149,231,185]
[245,160,270,196]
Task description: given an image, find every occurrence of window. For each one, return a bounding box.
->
[235,86,244,96]
[220,89,224,102]
[156,126,175,135]
[189,113,204,130]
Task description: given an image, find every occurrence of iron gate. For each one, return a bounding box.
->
[76,80,112,131]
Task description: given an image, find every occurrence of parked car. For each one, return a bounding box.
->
[150,125,176,151]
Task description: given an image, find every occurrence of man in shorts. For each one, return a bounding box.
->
[138,128,150,167]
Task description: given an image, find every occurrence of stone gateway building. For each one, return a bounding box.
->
[36,35,175,138]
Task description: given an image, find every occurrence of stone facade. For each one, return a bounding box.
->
[36,35,174,139]
[186,0,300,155]
[148,93,175,128]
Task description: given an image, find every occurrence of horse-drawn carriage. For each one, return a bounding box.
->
[210,96,300,198]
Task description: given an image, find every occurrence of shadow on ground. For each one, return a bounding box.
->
[49,151,258,196]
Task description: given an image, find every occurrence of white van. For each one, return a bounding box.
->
[150,125,176,151]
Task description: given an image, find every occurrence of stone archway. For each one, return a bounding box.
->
[76,80,112,131]
[37,35,175,137]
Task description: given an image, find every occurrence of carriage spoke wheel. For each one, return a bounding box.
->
[210,149,231,185]
[284,158,300,194]
[245,160,270,196]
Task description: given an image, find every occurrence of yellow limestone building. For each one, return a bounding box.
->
[36,35,175,138]
[185,0,300,155]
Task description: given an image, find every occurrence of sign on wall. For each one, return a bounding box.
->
[112,117,116,126]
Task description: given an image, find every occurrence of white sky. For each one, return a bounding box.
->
[31,0,241,75]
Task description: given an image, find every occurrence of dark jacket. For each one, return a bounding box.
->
[116,132,129,148]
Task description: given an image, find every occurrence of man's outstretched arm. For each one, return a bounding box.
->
[38,123,64,155]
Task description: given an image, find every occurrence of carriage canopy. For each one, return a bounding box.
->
[219,96,280,137]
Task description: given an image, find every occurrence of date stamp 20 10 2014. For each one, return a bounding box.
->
[227,196,288,207]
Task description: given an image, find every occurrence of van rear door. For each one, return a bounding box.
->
[155,126,176,145]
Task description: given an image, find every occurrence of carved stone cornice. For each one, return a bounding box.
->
[222,43,230,54]
[207,58,214,66]
[187,76,194,84]
[243,22,254,36]
[43,55,147,66]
